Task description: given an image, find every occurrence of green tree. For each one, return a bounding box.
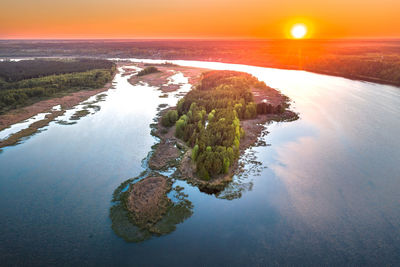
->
[191,144,199,162]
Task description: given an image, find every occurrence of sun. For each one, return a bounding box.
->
[291,24,307,39]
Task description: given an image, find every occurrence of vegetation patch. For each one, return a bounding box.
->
[70,109,91,120]
[148,70,297,193]
[126,176,172,228]
[110,175,193,242]
[0,110,65,149]
[149,141,181,170]
[137,66,160,76]
[161,109,178,127]
[173,70,291,182]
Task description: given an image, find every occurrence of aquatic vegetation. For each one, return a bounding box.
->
[55,120,77,125]
[0,110,65,149]
[70,109,90,120]
[110,175,193,243]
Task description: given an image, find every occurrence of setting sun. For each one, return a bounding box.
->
[1,0,400,265]
[291,24,307,39]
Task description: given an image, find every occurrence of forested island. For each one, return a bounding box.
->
[111,65,297,242]
[156,70,297,191]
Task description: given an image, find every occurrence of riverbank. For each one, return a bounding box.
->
[0,70,117,132]
[3,40,400,87]
[0,69,117,149]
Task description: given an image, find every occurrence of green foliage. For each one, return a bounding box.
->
[174,70,268,180]
[175,115,188,139]
[196,70,268,91]
[223,157,230,174]
[161,110,179,127]
[176,71,256,119]
[0,62,115,114]
[245,102,257,119]
[176,99,184,116]
[191,144,199,161]
[137,66,159,76]
[208,109,216,122]
[256,102,285,115]
[0,58,114,82]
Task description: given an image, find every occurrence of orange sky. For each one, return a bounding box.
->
[1,0,399,39]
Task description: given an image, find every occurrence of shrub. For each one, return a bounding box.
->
[161,110,178,127]
[137,66,159,76]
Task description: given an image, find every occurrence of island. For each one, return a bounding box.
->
[152,69,297,192]
[111,63,298,242]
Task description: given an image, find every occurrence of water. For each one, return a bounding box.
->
[1,60,400,266]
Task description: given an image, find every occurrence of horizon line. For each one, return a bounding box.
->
[1,37,400,41]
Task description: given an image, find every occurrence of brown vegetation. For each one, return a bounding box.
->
[0,110,65,149]
[126,176,171,228]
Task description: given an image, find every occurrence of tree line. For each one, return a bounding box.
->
[0,58,114,82]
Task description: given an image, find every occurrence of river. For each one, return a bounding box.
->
[0,59,399,266]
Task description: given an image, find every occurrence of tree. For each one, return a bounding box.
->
[223,157,230,174]
[161,110,178,127]
[191,144,199,161]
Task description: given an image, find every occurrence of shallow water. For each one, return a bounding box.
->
[1,60,400,266]
[0,111,51,140]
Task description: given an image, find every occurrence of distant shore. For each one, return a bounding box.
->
[2,39,399,87]
[0,68,118,149]
[0,64,118,132]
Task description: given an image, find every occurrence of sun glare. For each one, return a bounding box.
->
[291,24,307,39]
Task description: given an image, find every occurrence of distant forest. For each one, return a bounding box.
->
[0,58,114,82]
[1,39,400,86]
[0,59,115,113]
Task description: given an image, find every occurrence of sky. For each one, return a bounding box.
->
[1,0,399,39]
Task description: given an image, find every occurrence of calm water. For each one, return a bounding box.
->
[1,60,400,266]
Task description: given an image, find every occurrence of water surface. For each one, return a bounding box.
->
[1,60,399,266]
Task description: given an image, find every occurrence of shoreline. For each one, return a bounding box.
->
[145,67,298,193]
[3,56,399,88]
[127,62,209,92]
[0,69,118,149]
[0,70,118,132]
[110,57,400,88]
[152,107,298,193]
[110,64,298,239]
